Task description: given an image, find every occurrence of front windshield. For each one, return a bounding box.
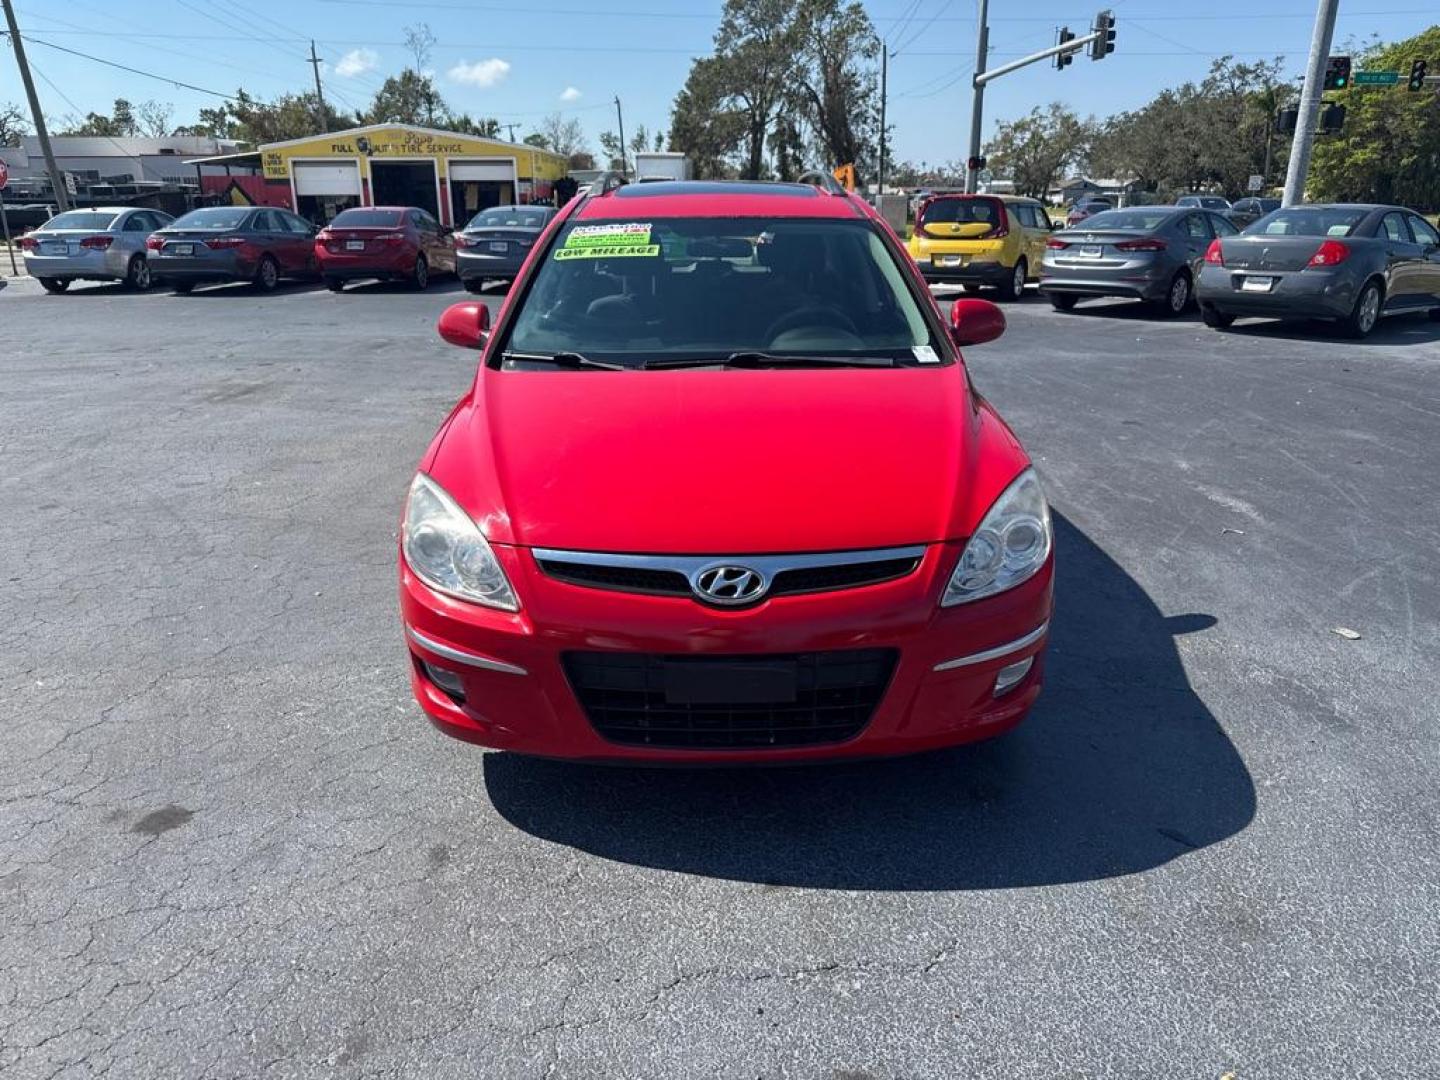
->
[1247,207,1366,237]
[1080,209,1175,232]
[171,207,252,230]
[504,216,937,364]
[468,207,549,229]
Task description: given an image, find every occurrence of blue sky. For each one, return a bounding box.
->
[3,0,1435,166]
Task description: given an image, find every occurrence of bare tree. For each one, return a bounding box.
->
[137,100,174,138]
[537,112,587,158]
[0,101,29,147]
[403,23,436,71]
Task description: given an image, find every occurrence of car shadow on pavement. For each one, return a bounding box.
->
[483,513,1256,890]
[1058,299,1202,324]
[162,280,326,298]
[335,278,466,296]
[1219,312,1440,347]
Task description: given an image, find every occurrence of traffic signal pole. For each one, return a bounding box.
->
[964,6,1111,194]
[1282,0,1340,207]
[964,0,989,194]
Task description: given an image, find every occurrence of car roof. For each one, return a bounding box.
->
[355,205,421,212]
[575,180,867,221]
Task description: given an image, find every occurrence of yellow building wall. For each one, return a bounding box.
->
[260,126,566,184]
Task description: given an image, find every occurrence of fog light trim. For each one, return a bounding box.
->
[933,621,1048,672]
[993,656,1034,697]
[406,625,528,675]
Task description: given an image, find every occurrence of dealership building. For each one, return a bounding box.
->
[188,123,569,227]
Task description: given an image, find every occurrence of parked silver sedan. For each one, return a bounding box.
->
[18,207,174,293]
[1039,207,1240,316]
[1196,203,1440,337]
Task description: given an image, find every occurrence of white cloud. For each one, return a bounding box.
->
[448,58,511,88]
[335,48,378,78]
[559,86,582,103]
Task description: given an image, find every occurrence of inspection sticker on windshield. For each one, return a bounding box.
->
[912,345,940,364]
[555,222,660,260]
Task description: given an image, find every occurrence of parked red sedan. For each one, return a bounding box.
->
[400,180,1053,763]
[315,206,455,291]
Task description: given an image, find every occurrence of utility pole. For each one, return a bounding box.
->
[1282,0,1339,206]
[504,122,519,143]
[307,41,328,133]
[878,40,888,193]
[613,95,627,179]
[964,0,990,194]
[2,0,70,211]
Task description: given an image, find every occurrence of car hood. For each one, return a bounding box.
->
[428,364,1030,554]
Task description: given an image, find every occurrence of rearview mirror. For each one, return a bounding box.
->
[949,298,1006,347]
[437,302,491,349]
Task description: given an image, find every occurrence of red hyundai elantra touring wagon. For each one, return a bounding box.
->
[399,179,1053,763]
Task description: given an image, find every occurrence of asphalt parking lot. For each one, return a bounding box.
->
[2,274,1438,1079]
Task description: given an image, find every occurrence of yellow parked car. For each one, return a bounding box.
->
[907,194,1056,300]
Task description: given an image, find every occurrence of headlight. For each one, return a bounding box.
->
[402,473,519,611]
[942,467,1052,606]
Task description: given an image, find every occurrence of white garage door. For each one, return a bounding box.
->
[450,160,515,182]
[293,161,361,197]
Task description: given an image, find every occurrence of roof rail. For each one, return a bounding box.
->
[797,170,847,196]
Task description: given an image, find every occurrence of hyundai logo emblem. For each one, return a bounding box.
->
[692,564,768,605]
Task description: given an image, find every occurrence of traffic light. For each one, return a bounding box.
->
[967,156,987,173]
[1319,103,1346,135]
[1055,27,1076,70]
[1089,10,1116,61]
[1275,105,1299,135]
[1323,55,1351,90]
[1410,58,1429,92]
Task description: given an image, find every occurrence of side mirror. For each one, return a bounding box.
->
[1050,219,1064,231]
[437,302,491,349]
[949,298,1006,347]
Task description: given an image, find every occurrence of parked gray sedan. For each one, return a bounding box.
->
[1039,207,1239,316]
[455,205,556,292]
[1196,204,1440,338]
[18,207,174,293]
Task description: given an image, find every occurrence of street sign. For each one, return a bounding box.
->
[0,160,8,190]
[1248,174,1264,192]
[1354,71,1400,85]
[64,171,77,196]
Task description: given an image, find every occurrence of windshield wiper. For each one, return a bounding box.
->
[501,350,628,371]
[643,351,899,370]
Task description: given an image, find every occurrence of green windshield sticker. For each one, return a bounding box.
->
[555,243,660,260]
[563,222,653,248]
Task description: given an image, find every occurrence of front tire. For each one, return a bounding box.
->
[411,255,429,291]
[125,255,153,291]
[995,258,1026,302]
[253,255,280,292]
[1201,304,1235,329]
[1340,280,1382,339]
[1048,293,1079,312]
[1152,271,1191,317]
[39,277,70,294]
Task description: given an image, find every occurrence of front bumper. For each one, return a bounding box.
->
[1196,265,1357,319]
[22,248,129,280]
[399,542,1053,763]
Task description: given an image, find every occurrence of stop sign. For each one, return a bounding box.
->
[0,160,8,190]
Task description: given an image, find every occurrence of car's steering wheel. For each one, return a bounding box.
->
[764,305,859,344]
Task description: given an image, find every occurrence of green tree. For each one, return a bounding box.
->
[1310,25,1440,209]
[365,70,448,127]
[713,0,801,178]
[668,57,745,178]
[791,0,878,173]
[61,98,139,137]
[985,103,1091,198]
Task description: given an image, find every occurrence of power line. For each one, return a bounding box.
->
[19,35,239,98]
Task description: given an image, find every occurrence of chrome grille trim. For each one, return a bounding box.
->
[532,544,926,602]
